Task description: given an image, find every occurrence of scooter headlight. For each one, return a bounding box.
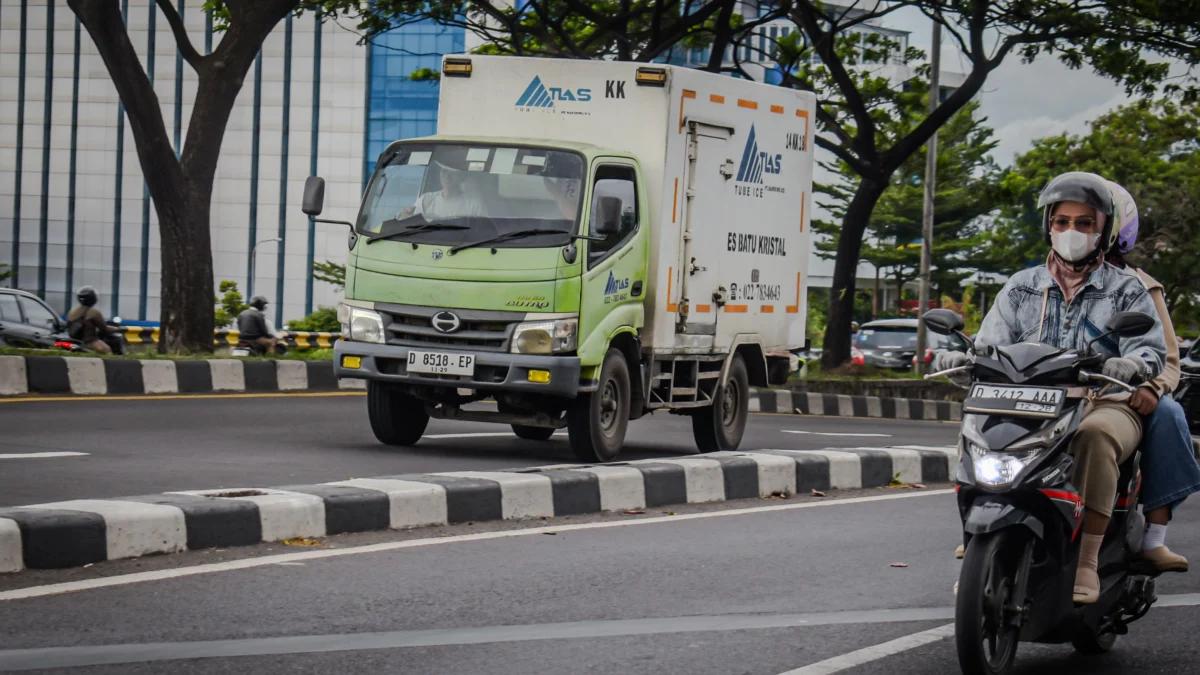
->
[975,454,1027,487]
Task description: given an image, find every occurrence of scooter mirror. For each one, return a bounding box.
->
[111,316,122,324]
[923,308,964,336]
[1106,312,1155,338]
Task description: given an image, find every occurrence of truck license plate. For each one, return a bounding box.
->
[407,350,475,376]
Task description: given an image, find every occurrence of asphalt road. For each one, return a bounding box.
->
[0,393,958,506]
[3,488,1200,674]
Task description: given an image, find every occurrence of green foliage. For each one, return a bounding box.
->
[312,261,346,290]
[286,306,341,332]
[214,280,249,329]
[813,101,1002,312]
[997,99,1200,313]
[0,263,11,285]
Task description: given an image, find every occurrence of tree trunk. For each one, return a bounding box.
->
[821,179,887,369]
[70,0,294,353]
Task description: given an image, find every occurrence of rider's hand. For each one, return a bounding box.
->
[933,350,971,372]
[1101,356,1144,385]
[1129,387,1160,416]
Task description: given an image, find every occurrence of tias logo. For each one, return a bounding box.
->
[516,76,593,108]
[736,125,785,198]
[604,271,630,296]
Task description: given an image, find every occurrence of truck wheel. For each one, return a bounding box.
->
[512,425,556,441]
[692,354,749,452]
[568,349,631,463]
[367,381,428,446]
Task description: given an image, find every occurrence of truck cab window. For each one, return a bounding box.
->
[588,166,638,266]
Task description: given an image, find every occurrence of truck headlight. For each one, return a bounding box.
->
[512,318,578,355]
[347,307,385,344]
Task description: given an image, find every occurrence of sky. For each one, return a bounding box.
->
[881,7,1137,168]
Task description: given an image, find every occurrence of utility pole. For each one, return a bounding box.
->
[916,21,941,373]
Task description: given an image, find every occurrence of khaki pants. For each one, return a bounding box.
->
[1070,400,1142,517]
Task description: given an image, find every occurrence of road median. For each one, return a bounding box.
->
[0,446,956,573]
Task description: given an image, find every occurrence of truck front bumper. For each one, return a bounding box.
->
[334,341,582,399]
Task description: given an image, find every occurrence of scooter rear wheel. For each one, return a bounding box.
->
[956,531,1021,675]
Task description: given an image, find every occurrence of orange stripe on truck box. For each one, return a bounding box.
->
[710,94,725,104]
[679,90,696,132]
[761,305,775,313]
[738,99,758,109]
[695,304,712,313]
[770,104,784,114]
[667,267,677,312]
[786,272,802,313]
[724,305,749,313]
[672,178,679,222]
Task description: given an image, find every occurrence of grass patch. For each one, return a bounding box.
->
[796,361,924,381]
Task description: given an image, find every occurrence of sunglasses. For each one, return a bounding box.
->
[1049,215,1097,231]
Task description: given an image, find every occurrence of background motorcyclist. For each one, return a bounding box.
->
[1105,180,1198,573]
[935,171,1167,604]
[66,286,120,354]
[238,296,277,354]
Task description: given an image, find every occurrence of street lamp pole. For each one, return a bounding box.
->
[249,237,282,299]
[916,20,941,374]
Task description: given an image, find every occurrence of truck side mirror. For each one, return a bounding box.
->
[595,196,622,236]
[302,176,326,216]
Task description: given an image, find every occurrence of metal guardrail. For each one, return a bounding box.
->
[118,327,341,350]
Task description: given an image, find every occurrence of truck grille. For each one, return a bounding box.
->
[375,303,522,353]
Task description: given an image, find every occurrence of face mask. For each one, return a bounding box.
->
[1051,229,1100,262]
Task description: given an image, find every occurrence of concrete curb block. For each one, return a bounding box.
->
[4,357,355,397]
[0,446,956,572]
[749,389,962,421]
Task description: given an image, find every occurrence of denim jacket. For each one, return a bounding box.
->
[976,262,1166,382]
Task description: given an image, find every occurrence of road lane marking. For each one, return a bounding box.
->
[0,489,954,602]
[0,452,89,460]
[776,624,955,675]
[7,594,1200,671]
[774,590,1200,675]
[783,430,892,438]
[0,392,366,403]
[0,607,958,671]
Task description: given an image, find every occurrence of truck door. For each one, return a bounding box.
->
[675,121,733,340]
[579,161,645,353]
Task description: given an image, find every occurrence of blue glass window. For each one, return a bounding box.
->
[364,20,466,183]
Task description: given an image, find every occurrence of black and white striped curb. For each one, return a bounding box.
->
[750,389,963,421]
[0,356,363,396]
[0,446,956,573]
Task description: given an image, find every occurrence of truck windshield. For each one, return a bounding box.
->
[356,143,585,249]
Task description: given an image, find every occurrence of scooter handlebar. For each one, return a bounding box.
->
[1079,370,1138,393]
[923,364,972,381]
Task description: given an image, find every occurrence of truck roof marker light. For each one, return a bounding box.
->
[635,67,667,87]
[443,58,472,77]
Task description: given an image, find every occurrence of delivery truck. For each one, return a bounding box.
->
[303,55,815,462]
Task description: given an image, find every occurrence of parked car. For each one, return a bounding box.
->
[0,288,71,350]
[853,318,970,371]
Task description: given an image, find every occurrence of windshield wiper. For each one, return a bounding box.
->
[365,222,469,245]
[449,229,572,254]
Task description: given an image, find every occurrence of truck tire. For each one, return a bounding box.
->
[568,349,631,463]
[512,425,556,441]
[692,354,749,452]
[367,381,429,446]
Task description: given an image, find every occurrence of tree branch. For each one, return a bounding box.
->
[156,0,203,71]
[791,2,879,162]
[816,135,874,179]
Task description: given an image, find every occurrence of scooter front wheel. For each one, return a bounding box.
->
[956,531,1022,675]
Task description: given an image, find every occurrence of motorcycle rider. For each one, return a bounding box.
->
[936,171,1167,604]
[66,286,121,354]
[238,296,277,354]
[1104,181,1199,572]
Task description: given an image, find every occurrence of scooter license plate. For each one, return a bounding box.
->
[965,384,1065,417]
